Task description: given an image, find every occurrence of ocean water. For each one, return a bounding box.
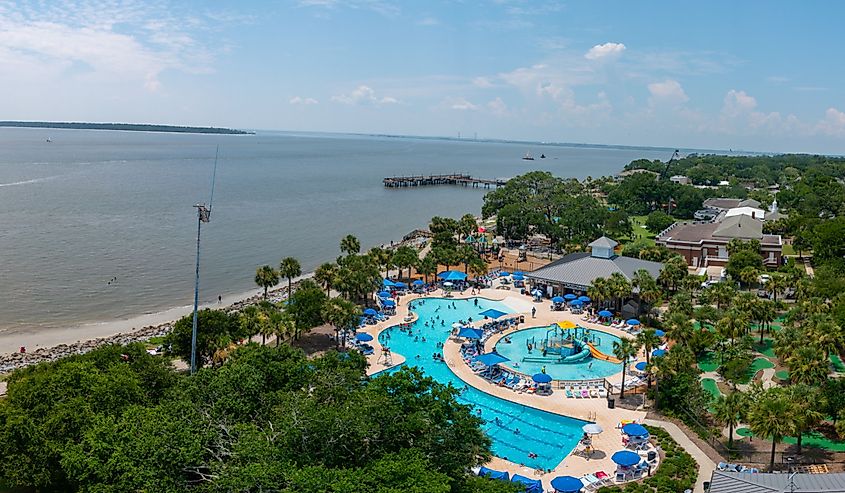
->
[377,297,586,470]
[493,326,622,380]
[0,128,671,333]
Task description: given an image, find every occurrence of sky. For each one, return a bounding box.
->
[1,1,844,153]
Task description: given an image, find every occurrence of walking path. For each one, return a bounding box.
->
[643,418,716,493]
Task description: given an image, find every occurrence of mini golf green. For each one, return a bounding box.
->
[701,378,721,401]
[735,428,845,452]
[737,358,775,384]
[831,354,845,373]
[754,338,776,358]
[775,370,790,381]
[698,352,720,372]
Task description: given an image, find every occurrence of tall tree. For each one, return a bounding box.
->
[748,390,795,471]
[340,234,361,255]
[254,265,279,300]
[636,329,662,388]
[314,262,338,296]
[392,245,419,279]
[712,391,745,451]
[612,338,639,399]
[415,254,438,283]
[279,256,302,297]
[322,297,361,348]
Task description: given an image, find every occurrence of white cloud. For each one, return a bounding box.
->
[648,79,689,105]
[487,97,507,115]
[440,97,478,111]
[584,42,626,60]
[817,107,845,136]
[289,96,318,105]
[473,76,493,88]
[297,0,400,16]
[721,89,757,117]
[331,85,398,105]
[417,16,439,26]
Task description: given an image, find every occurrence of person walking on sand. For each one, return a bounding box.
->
[531,306,536,318]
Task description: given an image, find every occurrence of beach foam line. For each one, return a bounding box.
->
[0,175,58,187]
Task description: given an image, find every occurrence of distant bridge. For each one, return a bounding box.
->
[383,173,508,189]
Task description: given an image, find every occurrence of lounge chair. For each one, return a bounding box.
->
[589,388,599,398]
[594,471,612,485]
[581,474,602,491]
[598,387,608,398]
[565,388,575,398]
[580,387,590,398]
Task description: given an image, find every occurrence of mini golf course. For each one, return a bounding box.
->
[736,427,845,452]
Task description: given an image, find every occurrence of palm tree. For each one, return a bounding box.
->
[392,245,419,279]
[368,247,393,278]
[588,277,610,312]
[708,282,736,310]
[712,391,745,451]
[717,312,748,344]
[279,256,302,297]
[636,329,662,388]
[757,300,776,344]
[608,272,632,314]
[612,338,638,399]
[457,245,477,274]
[340,234,361,255]
[748,391,795,471]
[239,305,263,342]
[739,266,759,290]
[314,262,338,296]
[271,311,296,347]
[468,256,488,279]
[254,265,279,300]
[665,311,695,346]
[322,297,361,348]
[787,385,825,455]
[766,274,786,303]
[785,345,829,386]
[415,254,438,283]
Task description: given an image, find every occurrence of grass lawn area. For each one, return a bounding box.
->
[628,215,657,245]
[782,243,796,255]
[775,369,790,382]
[701,378,722,400]
[737,357,775,384]
[831,354,845,373]
[735,428,845,452]
[698,351,720,372]
[753,338,776,358]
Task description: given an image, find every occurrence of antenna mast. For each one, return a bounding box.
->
[190,146,219,374]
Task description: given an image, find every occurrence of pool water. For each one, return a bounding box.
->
[377,297,585,470]
[493,326,622,380]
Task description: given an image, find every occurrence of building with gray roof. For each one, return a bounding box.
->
[526,236,664,294]
[708,471,845,493]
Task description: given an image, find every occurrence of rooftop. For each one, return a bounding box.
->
[709,471,845,493]
[657,219,781,246]
[713,214,764,239]
[527,251,663,289]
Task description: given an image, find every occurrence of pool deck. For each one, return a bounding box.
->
[358,286,655,483]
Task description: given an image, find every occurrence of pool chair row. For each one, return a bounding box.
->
[717,462,759,473]
[564,383,608,399]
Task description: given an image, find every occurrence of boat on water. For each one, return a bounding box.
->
[46,138,52,143]
[522,151,534,161]
[540,153,546,159]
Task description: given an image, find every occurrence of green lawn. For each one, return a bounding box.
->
[698,351,720,372]
[775,369,790,381]
[736,428,845,452]
[701,378,722,401]
[737,358,775,385]
[753,338,776,358]
[831,354,845,373]
[628,215,657,245]
[782,243,796,255]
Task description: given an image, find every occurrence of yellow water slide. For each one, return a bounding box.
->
[585,342,622,363]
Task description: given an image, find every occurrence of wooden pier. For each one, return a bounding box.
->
[383,173,508,189]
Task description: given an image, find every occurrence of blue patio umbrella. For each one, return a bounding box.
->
[626,318,641,326]
[499,271,510,277]
[654,329,665,337]
[552,296,565,303]
[512,274,525,281]
[578,295,591,303]
[570,299,583,306]
[598,310,613,318]
[652,349,667,358]
[532,373,552,384]
[611,450,641,467]
[355,333,373,342]
[378,291,391,298]
[511,475,542,493]
[635,361,648,372]
[479,308,508,319]
[550,476,583,493]
[363,308,378,316]
[382,279,395,287]
[474,352,510,366]
[622,423,650,438]
[564,293,577,300]
[382,299,395,307]
[412,279,425,286]
[394,281,408,289]
[458,327,483,339]
[513,271,524,277]
[439,270,467,281]
[478,467,509,481]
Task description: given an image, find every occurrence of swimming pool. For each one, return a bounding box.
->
[493,326,623,381]
[376,297,585,470]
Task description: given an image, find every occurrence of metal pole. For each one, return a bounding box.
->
[190,211,202,374]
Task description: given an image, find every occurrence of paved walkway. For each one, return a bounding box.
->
[643,418,716,493]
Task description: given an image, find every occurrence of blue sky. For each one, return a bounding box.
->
[1,0,843,153]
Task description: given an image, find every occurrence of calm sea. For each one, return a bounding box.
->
[0,128,673,333]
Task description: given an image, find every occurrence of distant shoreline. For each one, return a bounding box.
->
[0,121,252,135]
